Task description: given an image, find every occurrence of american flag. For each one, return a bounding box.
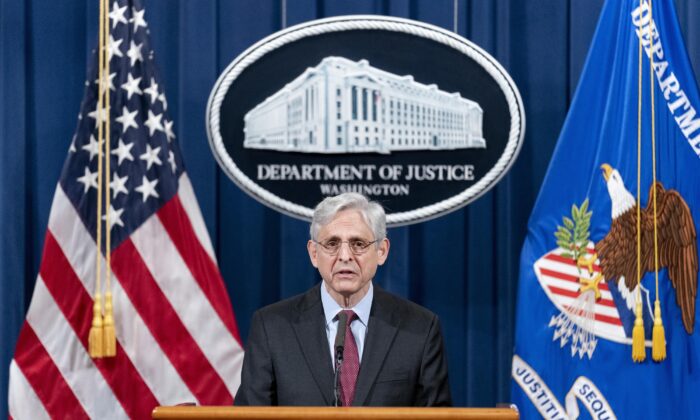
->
[8,1,244,418]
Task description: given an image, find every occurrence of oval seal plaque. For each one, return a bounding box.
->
[207,15,525,226]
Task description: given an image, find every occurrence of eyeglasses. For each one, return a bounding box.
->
[313,239,379,255]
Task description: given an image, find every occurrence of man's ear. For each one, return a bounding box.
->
[307,240,319,268]
[377,238,390,265]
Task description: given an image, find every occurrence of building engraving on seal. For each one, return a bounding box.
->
[243,56,486,154]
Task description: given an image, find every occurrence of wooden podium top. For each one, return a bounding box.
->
[152,406,519,420]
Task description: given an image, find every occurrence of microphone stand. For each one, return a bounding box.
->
[333,345,344,407]
[333,311,347,407]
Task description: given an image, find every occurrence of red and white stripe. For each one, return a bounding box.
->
[534,245,628,343]
[9,174,244,419]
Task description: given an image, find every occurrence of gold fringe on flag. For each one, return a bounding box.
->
[89,293,104,357]
[103,292,116,357]
[632,302,646,362]
[652,301,666,361]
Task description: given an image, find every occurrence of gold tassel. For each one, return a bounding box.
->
[102,292,116,357]
[89,293,104,358]
[652,300,666,361]
[632,301,646,362]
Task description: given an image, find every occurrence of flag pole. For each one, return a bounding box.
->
[89,0,108,359]
[632,0,646,362]
[103,0,117,358]
[648,0,666,362]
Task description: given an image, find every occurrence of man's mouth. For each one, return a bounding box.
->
[334,269,357,277]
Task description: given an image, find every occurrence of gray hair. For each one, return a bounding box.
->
[309,193,386,241]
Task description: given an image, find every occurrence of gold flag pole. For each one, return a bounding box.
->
[632,0,646,362]
[648,0,666,362]
[632,0,666,363]
[102,0,116,358]
[89,0,108,359]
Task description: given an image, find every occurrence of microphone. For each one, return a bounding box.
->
[333,311,347,407]
[335,311,348,355]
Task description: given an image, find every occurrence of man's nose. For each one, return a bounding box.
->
[337,242,354,261]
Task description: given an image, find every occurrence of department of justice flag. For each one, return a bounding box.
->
[512,0,700,418]
[7,1,244,418]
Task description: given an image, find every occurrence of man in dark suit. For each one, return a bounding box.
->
[235,193,451,406]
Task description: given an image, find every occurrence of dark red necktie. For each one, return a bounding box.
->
[339,310,359,406]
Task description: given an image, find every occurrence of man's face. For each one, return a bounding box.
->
[307,209,389,305]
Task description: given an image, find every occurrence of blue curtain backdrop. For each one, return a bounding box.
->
[1,0,699,414]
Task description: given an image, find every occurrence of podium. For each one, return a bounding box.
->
[152,406,519,419]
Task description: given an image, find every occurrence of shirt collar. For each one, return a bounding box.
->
[320,281,373,327]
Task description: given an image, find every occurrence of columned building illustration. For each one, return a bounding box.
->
[243,56,485,154]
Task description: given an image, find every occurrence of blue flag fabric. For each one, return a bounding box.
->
[512,0,700,418]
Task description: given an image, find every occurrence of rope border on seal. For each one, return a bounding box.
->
[206,15,525,226]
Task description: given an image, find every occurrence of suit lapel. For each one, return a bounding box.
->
[291,285,334,405]
[352,287,399,406]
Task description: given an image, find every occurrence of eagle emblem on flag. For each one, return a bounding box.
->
[534,163,698,359]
